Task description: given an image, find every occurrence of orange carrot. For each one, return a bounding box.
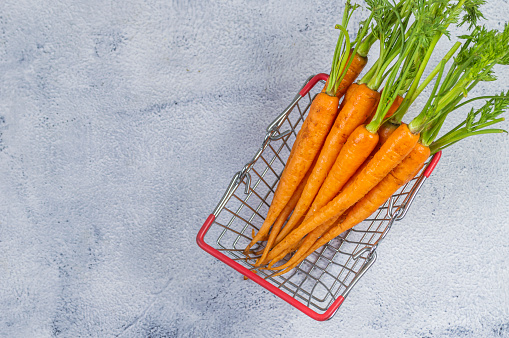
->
[273,84,380,246]
[335,53,368,98]
[244,93,339,253]
[281,121,403,268]
[303,96,404,222]
[279,143,430,273]
[254,157,316,266]
[322,51,368,98]
[345,119,402,191]
[267,214,344,272]
[286,118,404,267]
[365,94,403,124]
[275,109,404,261]
[305,124,379,219]
[247,3,372,255]
[262,238,304,269]
[378,121,401,146]
[266,123,419,261]
[384,95,404,119]
[339,83,359,111]
[332,112,403,201]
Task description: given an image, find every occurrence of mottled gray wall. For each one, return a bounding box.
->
[0,0,508,337]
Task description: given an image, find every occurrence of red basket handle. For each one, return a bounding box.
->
[424,151,441,177]
[299,73,329,96]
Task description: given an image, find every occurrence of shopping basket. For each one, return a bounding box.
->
[196,73,441,321]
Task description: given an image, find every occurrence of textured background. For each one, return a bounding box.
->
[0,0,508,337]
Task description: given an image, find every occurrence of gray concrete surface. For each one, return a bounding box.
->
[0,0,508,337]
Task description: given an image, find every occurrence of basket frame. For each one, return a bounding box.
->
[196,74,441,321]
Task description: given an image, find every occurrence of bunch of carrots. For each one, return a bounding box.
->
[244,0,509,277]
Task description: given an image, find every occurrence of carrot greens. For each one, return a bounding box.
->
[408,24,509,135]
[428,91,509,153]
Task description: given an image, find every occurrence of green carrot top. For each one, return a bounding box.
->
[325,1,363,96]
[364,0,469,133]
[388,0,487,125]
[408,23,509,136]
[326,0,412,97]
[429,91,508,154]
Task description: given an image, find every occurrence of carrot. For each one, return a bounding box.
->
[267,5,435,256]
[281,58,415,253]
[258,0,431,266]
[243,92,339,253]
[270,1,407,251]
[276,93,509,274]
[385,95,404,119]
[281,24,509,274]
[273,84,380,245]
[339,82,359,111]
[267,213,346,272]
[278,143,429,273]
[268,3,431,263]
[244,1,370,254]
[338,120,401,192]
[310,120,400,225]
[273,89,509,275]
[322,53,367,98]
[335,53,368,98]
[301,96,404,225]
[356,116,402,181]
[341,117,402,196]
[265,123,419,262]
[305,124,379,219]
[365,94,403,124]
[262,238,304,269]
[269,7,507,275]
[278,5,420,242]
[378,121,401,146]
[323,52,368,97]
[266,122,400,268]
[254,157,316,266]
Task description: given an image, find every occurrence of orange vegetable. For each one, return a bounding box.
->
[274,84,380,245]
[266,123,419,261]
[278,142,430,273]
[244,93,339,254]
[305,124,379,219]
[254,158,316,266]
[322,51,368,98]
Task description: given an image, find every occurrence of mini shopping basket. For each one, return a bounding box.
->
[196,73,441,321]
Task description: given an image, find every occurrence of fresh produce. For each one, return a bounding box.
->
[270,143,431,275]
[271,84,380,254]
[271,87,509,275]
[254,156,317,260]
[244,0,508,277]
[250,1,376,262]
[264,0,435,262]
[243,84,339,255]
[271,0,410,251]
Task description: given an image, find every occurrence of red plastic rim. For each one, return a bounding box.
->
[196,214,344,321]
[299,73,329,97]
[424,151,441,178]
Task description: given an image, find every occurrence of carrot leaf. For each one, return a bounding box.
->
[409,23,509,134]
[326,0,362,96]
[428,90,509,153]
[459,0,486,29]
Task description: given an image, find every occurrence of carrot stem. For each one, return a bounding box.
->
[410,42,462,104]
[326,0,362,96]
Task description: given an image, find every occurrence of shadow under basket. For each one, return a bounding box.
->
[197,73,441,321]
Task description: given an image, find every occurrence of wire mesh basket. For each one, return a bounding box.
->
[197,73,441,321]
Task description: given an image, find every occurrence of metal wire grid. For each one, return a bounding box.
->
[204,79,429,315]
